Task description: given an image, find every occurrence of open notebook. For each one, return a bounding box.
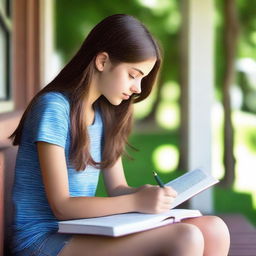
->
[58,168,218,236]
[58,209,201,236]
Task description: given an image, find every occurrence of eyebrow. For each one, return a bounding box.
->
[131,67,144,76]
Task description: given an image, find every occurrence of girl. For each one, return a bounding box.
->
[9,14,230,256]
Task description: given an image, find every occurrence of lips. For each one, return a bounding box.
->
[122,93,130,99]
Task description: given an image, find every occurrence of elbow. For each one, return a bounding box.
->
[54,211,67,221]
[50,200,70,220]
[52,206,68,220]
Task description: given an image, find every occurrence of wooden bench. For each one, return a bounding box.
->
[0,145,17,256]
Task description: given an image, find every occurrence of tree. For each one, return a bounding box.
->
[219,0,239,187]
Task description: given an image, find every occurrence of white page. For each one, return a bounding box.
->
[60,210,183,229]
[58,209,201,236]
[165,169,219,209]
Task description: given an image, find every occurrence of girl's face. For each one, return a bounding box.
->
[95,54,156,106]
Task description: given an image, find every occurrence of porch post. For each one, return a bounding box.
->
[182,0,215,213]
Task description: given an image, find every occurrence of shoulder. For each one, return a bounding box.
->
[34,91,70,113]
[27,91,71,126]
[38,91,69,105]
[27,92,71,144]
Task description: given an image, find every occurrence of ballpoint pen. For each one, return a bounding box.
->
[153,171,165,188]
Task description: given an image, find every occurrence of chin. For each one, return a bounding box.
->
[112,100,123,106]
[104,95,124,106]
[108,99,123,106]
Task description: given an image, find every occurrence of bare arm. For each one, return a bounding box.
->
[37,142,137,220]
[37,142,177,221]
[102,157,139,196]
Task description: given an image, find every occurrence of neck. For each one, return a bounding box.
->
[85,75,101,108]
[84,79,101,126]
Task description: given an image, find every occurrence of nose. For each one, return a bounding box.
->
[130,81,141,94]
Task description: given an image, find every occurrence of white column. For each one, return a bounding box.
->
[40,0,60,87]
[186,0,215,213]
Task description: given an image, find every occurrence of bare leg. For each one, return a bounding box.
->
[182,216,230,256]
[59,222,204,256]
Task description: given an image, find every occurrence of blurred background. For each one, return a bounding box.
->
[0,0,255,226]
[55,0,256,225]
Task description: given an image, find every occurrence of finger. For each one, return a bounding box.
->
[164,187,178,197]
[162,197,175,205]
[165,186,177,195]
[158,204,172,212]
[157,197,174,208]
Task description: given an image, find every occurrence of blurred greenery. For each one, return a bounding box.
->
[215,187,256,226]
[96,132,256,227]
[55,0,256,113]
[55,0,180,84]
[246,129,256,152]
[55,1,256,224]
[96,132,181,197]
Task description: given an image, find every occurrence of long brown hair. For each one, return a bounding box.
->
[9,14,162,171]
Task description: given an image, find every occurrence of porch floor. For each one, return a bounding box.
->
[219,214,256,256]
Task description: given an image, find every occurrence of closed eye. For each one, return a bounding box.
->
[129,74,136,79]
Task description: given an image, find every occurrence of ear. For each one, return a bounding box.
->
[95,52,109,71]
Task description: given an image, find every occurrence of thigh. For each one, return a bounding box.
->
[59,222,202,256]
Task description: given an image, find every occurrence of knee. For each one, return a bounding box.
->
[182,223,204,246]
[175,223,204,253]
[204,216,230,243]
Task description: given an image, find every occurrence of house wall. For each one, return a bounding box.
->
[0,0,42,254]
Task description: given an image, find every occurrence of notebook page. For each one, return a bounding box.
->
[167,169,207,194]
[165,169,219,208]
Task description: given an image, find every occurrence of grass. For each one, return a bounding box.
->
[214,187,256,226]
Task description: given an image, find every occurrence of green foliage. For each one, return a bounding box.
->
[215,0,256,101]
[55,0,256,111]
[214,0,225,98]
[215,187,256,226]
[244,127,256,152]
[55,0,181,82]
[237,0,256,58]
[96,131,180,197]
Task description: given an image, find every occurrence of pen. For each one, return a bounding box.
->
[153,171,165,188]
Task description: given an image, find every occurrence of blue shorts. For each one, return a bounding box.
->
[15,233,73,256]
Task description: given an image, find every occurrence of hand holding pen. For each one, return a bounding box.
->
[133,171,177,214]
[153,170,177,208]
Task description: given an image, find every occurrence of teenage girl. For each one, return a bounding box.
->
[9,14,230,256]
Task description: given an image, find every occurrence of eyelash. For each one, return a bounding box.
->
[129,74,136,79]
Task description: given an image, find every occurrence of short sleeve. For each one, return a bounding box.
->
[30,92,70,148]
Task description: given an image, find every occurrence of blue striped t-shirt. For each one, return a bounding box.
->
[11,92,104,253]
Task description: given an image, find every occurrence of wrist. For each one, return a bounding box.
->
[122,193,137,213]
[109,185,137,196]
